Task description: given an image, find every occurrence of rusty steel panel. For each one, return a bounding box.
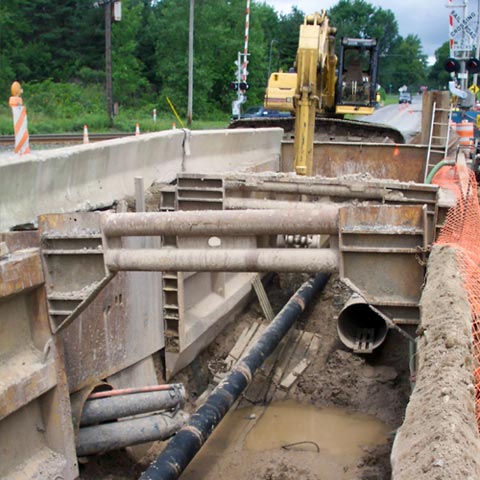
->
[0,250,44,299]
[59,270,163,393]
[0,231,39,252]
[0,246,78,479]
[339,204,427,325]
[38,212,164,393]
[38,212,111,333]
[281,142,429,183]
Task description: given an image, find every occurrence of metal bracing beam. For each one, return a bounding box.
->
[225,179,402,200]
[102,208,339,237]
[105,248,339,273]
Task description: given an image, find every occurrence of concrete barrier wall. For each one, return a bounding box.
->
[391,245,480,479]
[0,128,283,232]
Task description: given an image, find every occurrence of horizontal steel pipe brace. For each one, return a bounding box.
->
[224,197,325,210]
[105,248,339,273]
[225,179,396,200]
[80,387,186,426]
[76,410,189,457]
[139,273,330,480]
[102,208,339,237]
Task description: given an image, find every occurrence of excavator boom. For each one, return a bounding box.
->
[231,11,398,176]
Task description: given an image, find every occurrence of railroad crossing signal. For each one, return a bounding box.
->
[445,58,460,73]
[450,10,477,41]
[449,8,477,56]
[466,58,480,74]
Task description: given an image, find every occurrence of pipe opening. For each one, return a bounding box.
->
[337,297,388,353]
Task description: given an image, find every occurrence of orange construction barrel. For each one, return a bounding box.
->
[455,120,474,150]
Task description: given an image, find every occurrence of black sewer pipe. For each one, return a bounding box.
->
[139,273,330,480]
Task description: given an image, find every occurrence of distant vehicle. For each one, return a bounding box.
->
[240,106,292,119]
[399,92,412,104]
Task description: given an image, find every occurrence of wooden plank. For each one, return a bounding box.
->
[307,333,321,355]
[271,329,303,387]
[280,358,311,390]
[243,324,267,357]
[252,275,274,321]
[225,323,259,368]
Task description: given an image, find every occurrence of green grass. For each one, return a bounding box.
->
[0,106,230,135]
[0,80,231,135]
[383,94,399,106]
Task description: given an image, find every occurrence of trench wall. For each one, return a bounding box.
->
[0,127,283,390]
[391,245,480,479]
[0,127,283,232]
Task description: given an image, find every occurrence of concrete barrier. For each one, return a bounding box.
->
[0,128,283,232]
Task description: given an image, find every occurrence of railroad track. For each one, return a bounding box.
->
[0,132,134,145]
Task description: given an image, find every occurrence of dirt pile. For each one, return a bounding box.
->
[391,245,480,480]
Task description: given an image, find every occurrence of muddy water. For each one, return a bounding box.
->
[181,399,390,479]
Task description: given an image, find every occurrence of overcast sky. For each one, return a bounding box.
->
[263,0,457,63]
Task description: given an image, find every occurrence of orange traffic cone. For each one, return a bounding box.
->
[83,125,89,144]
[135,123,140,136]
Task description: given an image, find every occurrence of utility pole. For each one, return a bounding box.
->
[267,39,277,86]
[475,0,480,86]
[187,0,194,127]
[105,1,113,126]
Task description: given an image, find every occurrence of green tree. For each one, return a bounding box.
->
[328,0,402,90]
[428,41,452,90]
[112,0,150,105]
[390,34,428,91]
[0,0,20,98]
[276,6,305,71]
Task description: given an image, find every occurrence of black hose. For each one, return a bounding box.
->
[139,273,330,480]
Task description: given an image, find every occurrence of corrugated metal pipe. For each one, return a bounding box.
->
[139,273,330,480]
[336,294,388,353]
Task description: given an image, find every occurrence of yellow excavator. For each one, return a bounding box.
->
[230,11,403,175]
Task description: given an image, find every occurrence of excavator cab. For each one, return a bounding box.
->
[335,37,379,116]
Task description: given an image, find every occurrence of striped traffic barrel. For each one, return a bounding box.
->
[8,82,30,155]
[454,120,474,150]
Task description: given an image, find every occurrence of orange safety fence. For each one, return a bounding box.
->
[433,164,480,428]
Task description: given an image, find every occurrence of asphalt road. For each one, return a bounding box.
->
[360,95,423,142]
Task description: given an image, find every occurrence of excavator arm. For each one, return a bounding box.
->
[293,12,337,175]
[264,11,380,176]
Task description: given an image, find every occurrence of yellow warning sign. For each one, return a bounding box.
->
[469,84,479,94]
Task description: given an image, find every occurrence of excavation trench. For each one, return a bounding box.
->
[79,272,411,480]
